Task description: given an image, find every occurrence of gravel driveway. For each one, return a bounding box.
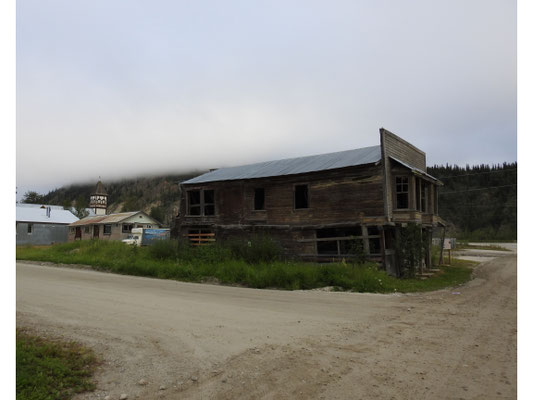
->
[16,256,516,400]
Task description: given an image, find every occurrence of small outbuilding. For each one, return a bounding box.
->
[16,204,79,245]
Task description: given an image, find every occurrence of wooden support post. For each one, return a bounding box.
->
[362,225,370,255]
[439,227,446,266]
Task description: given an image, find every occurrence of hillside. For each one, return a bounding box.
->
[427,162,517,240]
[39,172,203,226]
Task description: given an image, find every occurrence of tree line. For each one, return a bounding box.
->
[427,162,517,240]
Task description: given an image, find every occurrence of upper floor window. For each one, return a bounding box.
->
[395,176,409,209]
[295,184,309,209]
[187,189,215,216]
[254,188,265,210]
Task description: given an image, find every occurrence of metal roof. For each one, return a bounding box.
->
[69,211,150,226]
[389,157,443,185]
[183,145,382,184]
[16,204,79,224]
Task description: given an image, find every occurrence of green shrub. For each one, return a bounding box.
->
[225,234,282,264]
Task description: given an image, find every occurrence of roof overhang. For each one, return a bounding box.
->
[389,156,443,186]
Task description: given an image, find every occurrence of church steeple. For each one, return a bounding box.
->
[89,179,108,215]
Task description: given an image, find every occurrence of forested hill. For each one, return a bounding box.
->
[38,172,203,226]
[427,162,517,240]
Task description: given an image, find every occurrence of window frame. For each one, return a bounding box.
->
[253,188,266,211]
[186,189,216,216]
[103,224,112,235]
[394,176,409,210]
[294,184,310,210]
[122,224,133,233]
[27,224,33,234]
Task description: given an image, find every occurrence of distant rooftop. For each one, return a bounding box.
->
[183,145,382,184]
[69,211,142,226]
[16,204,79,224]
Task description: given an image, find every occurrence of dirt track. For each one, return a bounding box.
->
[16,256,516,400]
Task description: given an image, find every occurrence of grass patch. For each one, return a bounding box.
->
[16,329,98,400]
[17,240,476,293]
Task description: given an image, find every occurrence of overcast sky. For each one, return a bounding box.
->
[16,0,516,200]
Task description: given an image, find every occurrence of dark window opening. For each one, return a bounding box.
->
[254,188,265,210]
[317,240,338,255]
[187,189,215,216]
[27,224,33,234]
[188,190,201,215]
[295,185,309,209]
[204,190,215,216]
[316,227,362,238]
[122,224,133,233]
[367,226,380,236]
[369,238,381,254]
[339,239,364,255]
[103,224,112,235]
[84,226,90,233]
[396,176,409,209]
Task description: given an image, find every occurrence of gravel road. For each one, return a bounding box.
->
[16,256,516,400]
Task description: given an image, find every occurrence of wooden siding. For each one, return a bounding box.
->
[178,164,385,228]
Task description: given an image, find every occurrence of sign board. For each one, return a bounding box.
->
[443,238,456,250]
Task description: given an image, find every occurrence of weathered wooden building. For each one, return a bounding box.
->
[175,128,444,275]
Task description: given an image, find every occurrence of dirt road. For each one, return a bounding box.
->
[16,257,516,400]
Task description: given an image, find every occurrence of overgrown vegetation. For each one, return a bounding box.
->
[17,239,475,293]
[428,162,517,241]
[16,329,98,400]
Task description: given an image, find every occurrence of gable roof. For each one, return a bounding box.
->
[16,204,79,224]
[183,145,382,184]
[69,211,159,226]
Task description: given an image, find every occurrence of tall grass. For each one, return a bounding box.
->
[17,240,474,293]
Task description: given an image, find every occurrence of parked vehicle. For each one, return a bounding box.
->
[122,228,170,246]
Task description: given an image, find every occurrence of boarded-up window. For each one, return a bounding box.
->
[188,190,201,215]
[295,185,309,209]
[254,188,265,210]
[396,177,409,209]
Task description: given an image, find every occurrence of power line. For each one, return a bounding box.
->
[439,184,517,195]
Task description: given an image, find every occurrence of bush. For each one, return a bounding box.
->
[225,234,282,264]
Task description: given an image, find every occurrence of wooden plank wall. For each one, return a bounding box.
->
[177,163,384,228]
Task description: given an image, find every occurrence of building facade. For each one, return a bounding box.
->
[16,204,79,245]
[175,128,445,275]
[68,211,162,242]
